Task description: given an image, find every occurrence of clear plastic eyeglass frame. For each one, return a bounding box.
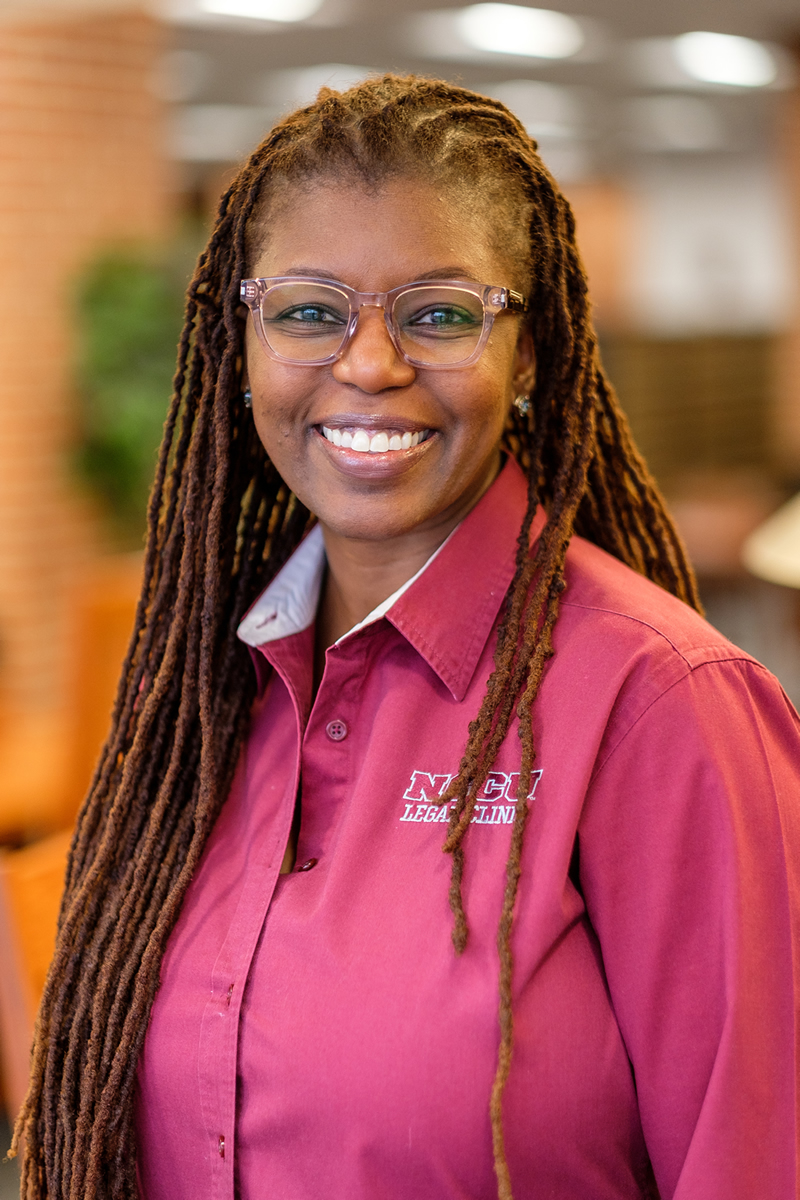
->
[239,276,529,369]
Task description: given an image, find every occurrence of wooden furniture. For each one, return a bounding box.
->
[0,553,142,841]
[0,831,71,1122]
[0,552,142,1120]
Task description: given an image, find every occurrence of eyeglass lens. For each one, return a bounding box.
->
[259,282,486,365]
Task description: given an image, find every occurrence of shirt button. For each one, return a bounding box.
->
[325,719,348,741]
[298,857,318,872]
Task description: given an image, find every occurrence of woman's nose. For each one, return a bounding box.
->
[331,307,416,392]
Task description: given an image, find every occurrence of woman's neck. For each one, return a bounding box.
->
[315,527,442,648]
[312,454,504,683]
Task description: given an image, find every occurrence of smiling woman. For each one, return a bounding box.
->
[13,75,800,1200]
[242,178,534,574]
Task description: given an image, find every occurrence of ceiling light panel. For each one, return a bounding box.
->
[627,36,794,91]
[458,5,583,59]
[674,32,776,89]
[405,6,601,64]
[162,0,327,23]
[199,0,323,19]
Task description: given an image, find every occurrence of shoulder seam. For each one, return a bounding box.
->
[589,656,772,782]
[560,598,753,670]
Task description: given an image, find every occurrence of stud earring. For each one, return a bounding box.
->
[514,393,531,415]
[243,388,252,409]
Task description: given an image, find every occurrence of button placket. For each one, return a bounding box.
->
[297,640,361,865]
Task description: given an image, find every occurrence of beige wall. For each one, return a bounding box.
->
[0,7,169,711]
[775,63,800,475]
[564,182,633,335]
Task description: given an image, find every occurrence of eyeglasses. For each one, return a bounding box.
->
[239,276,528,369]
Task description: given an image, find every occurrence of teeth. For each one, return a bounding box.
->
[321,426,430,453]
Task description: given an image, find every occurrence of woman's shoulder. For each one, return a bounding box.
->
[556,535,799,825]
[551,532,799,751]
[560,530,752,674]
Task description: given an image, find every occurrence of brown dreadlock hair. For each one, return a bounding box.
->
[14,74,700,1200]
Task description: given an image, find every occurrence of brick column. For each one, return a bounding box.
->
[0,7,169,711]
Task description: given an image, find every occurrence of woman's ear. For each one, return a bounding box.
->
[513,325,536,398]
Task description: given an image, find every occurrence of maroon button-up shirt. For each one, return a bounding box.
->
[136,458,800,1199]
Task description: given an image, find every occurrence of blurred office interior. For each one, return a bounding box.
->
[0,0,799,1172]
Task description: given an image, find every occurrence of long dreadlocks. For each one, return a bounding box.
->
[14,74,699,1200]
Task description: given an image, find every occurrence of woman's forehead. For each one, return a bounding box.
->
[248,175,521,287]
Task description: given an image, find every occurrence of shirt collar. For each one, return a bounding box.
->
[237,457,539,702]
[385,457,537,700]
[237,523,326,648]
[236,521,455,649]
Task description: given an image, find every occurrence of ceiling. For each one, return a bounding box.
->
[2,0,799,40]
[165,0,800,94]
[163,0,800,43]
[8,0,794,182]
[157,1,799,186]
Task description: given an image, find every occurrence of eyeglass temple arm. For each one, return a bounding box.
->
[503,288,528,313]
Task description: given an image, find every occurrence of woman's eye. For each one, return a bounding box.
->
[409,306,478,329]
[277,305,344,325]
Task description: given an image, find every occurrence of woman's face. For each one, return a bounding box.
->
[244,176,535,548]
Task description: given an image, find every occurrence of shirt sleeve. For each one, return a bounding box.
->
[578,656,800,1200]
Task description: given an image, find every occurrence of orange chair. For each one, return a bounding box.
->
[0,552,143,840]
[0,557,142,1132]
[0,831,71,1122]
[62,552,143,827]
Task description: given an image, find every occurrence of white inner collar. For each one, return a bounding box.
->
[236,523,454,648]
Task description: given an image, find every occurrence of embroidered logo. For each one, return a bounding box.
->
[399,769,542,826]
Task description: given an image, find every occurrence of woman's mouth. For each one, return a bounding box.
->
[320,425,432,453]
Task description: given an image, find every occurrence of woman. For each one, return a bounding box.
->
[15,76,800,1200]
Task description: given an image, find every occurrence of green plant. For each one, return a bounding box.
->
[74,239,198,545]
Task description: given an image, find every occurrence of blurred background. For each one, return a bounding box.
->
[0,0,799,1176]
